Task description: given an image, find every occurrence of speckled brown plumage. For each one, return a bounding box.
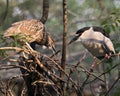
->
[4,19,55,49]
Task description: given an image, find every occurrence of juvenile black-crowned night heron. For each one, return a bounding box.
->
[69,26,115,59]
[4,19,56,52]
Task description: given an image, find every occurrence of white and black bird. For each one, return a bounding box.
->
[69,26,115,60]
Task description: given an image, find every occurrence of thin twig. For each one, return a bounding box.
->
[0,64,30,72]
[44,54,78,87]
[93,63,119,82]
[0,47,29,54]
[105,76,120,96]
[67,51,87,88]
[32,80,55,86]
[60,0,67,84]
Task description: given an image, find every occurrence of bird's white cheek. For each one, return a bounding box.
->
[76,37,82,42]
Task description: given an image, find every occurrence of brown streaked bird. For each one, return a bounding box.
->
[4,19,56,52]
[69,26,115,60]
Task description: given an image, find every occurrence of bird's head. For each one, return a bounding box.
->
[68,27,91,45]
[45,34,56,53]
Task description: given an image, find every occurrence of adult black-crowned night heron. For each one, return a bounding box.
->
[69,26,115,59]
[4,19,56,52]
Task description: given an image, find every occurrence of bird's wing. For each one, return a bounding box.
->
[92,26,109,38]
[4,19,44,43]
[103,37,115,54]
[94,32,115,54]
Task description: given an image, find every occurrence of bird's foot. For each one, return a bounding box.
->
[105,54,111,59]
[90,63,95,73]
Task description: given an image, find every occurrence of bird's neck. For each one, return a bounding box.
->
[41,32,48,46]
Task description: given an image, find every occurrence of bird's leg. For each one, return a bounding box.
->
[90,57,97,73]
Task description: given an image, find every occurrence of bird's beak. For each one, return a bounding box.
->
[52,46,56,53]
[68,35,80,45]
